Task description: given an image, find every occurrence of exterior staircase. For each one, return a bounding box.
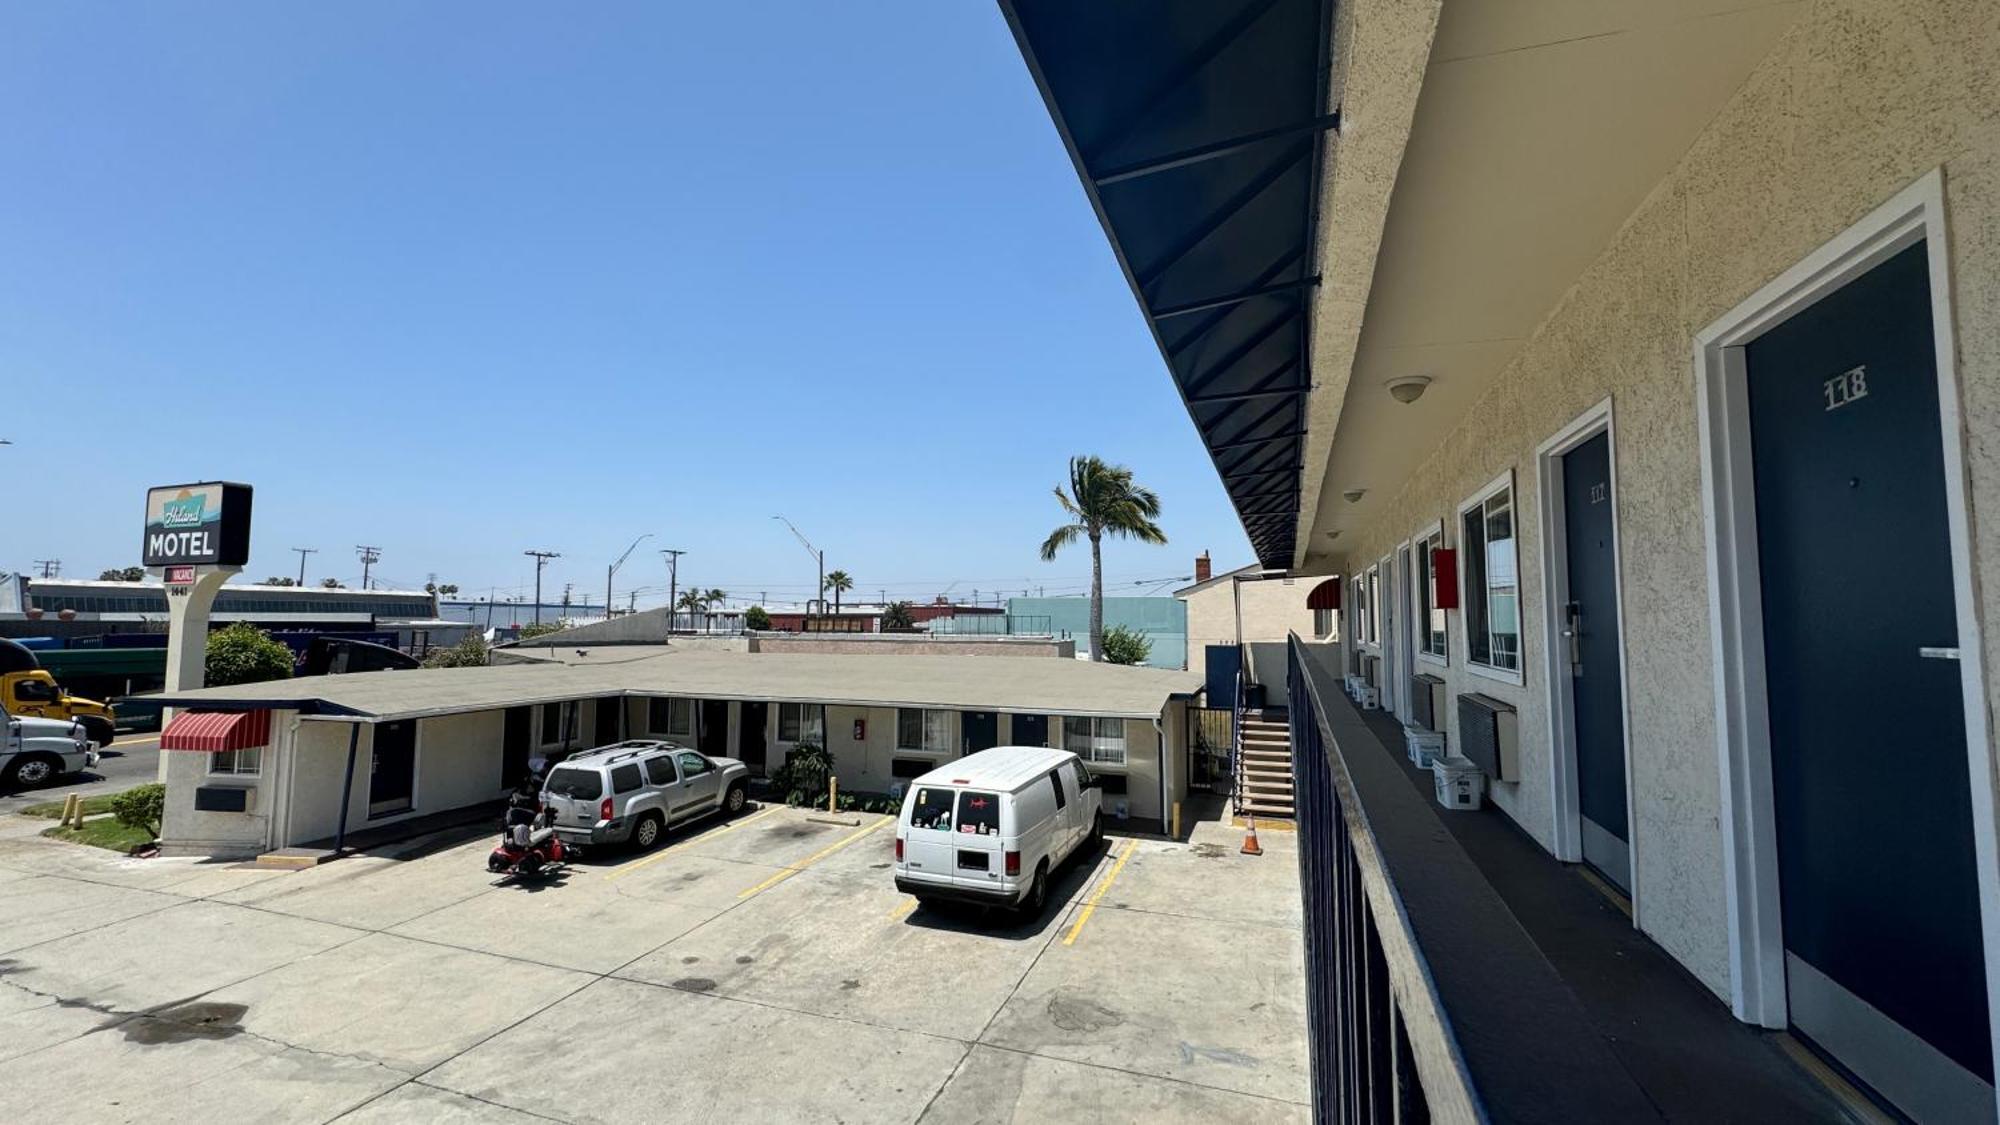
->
[1236,712,1296,820]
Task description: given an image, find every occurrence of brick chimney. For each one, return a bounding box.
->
[1194,552,1212,583]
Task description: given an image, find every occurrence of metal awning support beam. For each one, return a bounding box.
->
[1095,112,1341,187]
[1079,0,1287,164]
[1224,461,1299,483]
[1182,312,1299,395]
[1207,427,1303,454]
[1136,142,1310,290]
[1187,383,1306,406]
[1152,275,1320,321]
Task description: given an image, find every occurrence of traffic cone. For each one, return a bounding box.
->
[1241,816,1264,857]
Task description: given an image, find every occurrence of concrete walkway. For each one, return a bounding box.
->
[0,804,1307,1123]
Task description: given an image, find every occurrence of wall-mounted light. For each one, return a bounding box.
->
[1342,489,1365,503]
[1387,375,1433,404]
[1324,530,1342,540]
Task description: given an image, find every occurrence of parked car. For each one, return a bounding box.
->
[540,740,751,852]
[1,705,99,789]
[894,745,1104,915]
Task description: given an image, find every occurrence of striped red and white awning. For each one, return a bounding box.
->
[161,709,272,753]
[1306,578,1342,611]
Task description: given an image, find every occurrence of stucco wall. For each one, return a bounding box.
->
[160,709,297,858]
[1182,574,1324,680]
[1325,0,2000,998]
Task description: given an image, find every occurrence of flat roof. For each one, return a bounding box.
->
[146,649,1201,723]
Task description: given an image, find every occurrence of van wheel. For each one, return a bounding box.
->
[6,754,61,788]
[724,783,748,815]
[1019,862,1049,917]
[632,812,664,851]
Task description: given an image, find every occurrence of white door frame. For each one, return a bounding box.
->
[1694,167,1999,1093]
[1534,397,1640,921]
[1395,541,1417,724]
[1378,552,1397,713]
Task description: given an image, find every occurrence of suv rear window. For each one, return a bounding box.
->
[958,791,1000,836]
[611,763,644,793]
[544,767,602,801]
[909,786,955,831]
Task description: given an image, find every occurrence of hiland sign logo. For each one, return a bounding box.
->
[159,491,208,528]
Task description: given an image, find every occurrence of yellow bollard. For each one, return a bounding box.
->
[1171,801,1181,840]
[828,775,839,814]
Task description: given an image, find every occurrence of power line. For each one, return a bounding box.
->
[291,547,317,585]
[522,550,560,625]
[32,559,60,578]
[355,546,381,590]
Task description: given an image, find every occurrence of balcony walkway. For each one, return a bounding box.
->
[1335,685,1853,1121]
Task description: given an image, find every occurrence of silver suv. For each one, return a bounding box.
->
[540,740,751,852]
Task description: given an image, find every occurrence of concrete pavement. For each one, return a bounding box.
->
[0,803,1307,1123]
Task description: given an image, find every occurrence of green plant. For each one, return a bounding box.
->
[206,623,295,686]
[769,742,834,805]
[517,620,565,641]
[1040,454,1167,662]
[111,783,165,838]
[745,605,772,630]
[822,570,853,615]
[423,635,491,668]
[319,577,345,589]
[882,601,915,631]
[98,566,146,582]
[1099,624,1153,666]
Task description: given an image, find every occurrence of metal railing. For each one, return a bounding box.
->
[1286,633,1660,1122]
[1231,644,1248,816]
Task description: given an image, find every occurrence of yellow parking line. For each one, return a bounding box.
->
[739,816,890,899]
[1064,837,1140,946]
[603,804,786,881]
[886,897,918,922]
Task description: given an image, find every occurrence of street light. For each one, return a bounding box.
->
[772,515,825,616]
[606,533,652,618]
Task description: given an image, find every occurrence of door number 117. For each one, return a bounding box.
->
[1824,365,1869,412]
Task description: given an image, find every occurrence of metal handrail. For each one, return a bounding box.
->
[1231,643,1247,815]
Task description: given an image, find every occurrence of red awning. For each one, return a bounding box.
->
[161,710,272,753]
[1306,578,1341,611]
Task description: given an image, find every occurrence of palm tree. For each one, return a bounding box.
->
[702,589,728,633]
[822,570,854,616]
[675,590,705,632]
[1040,455,1167,662]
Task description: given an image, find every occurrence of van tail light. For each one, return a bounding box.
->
[895,837,904,862]
[1005,850,1021,877]
[599,797,614,822]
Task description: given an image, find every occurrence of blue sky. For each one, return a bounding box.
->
[1,3,1247,608]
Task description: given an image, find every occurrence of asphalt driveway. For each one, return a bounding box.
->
[0,802,1307,1123]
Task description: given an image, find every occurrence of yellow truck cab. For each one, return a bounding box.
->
[0,641,116,748]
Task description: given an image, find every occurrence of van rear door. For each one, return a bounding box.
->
[903,784,961,885]
[950,789,1008,893]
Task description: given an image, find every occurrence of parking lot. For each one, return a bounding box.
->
[0,801,1307,1123]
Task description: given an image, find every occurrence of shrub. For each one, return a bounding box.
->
[423,635,491,668]
[206,623,295,686]
[1099,624,1153,666]
[744,605,772,631]
[517,621,566,641]
[769,741,834,806]
[112,783,165,838]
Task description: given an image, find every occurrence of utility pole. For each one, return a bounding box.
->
[772,515,825,617]
[355,546,381,590]
[32,559,59,579]
[523,550,560,625]
[660,549,686,635]
[291,547,316,585]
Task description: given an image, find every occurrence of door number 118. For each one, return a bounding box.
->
[1824,365,1869,412]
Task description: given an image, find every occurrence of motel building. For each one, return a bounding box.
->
[146,648,1201,859]
[1005,0,2000,1121]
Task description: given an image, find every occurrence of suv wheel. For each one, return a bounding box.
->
[6,754,61,788]
[724,783,748,815]
[632,812,664,851]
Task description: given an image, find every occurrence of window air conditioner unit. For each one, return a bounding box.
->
[1457,693,1519,782]
[1411,673,1446,731]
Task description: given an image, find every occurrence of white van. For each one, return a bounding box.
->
[894,745,1104,914]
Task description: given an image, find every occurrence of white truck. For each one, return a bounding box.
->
[2,706,99,789]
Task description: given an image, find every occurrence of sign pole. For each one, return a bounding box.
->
[142,482,254,781]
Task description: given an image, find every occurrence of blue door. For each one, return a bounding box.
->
[1562,431,1629,893]
[1747,241,1989,1120]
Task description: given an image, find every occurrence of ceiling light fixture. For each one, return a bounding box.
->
[1387,375,1432,404]
[1342,489,1365,503]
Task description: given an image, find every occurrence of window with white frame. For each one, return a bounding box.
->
[1313,606,1338,640]
[647,697,692,737]
[1462,477,1521,673]
[1366,566,1382,646]
[1416,527,1448,660]
[777,702,824,745]
[896,708,953,752]
[1351,574,1370,645]
[1063,716,1127,766]
[210,746,262,776]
